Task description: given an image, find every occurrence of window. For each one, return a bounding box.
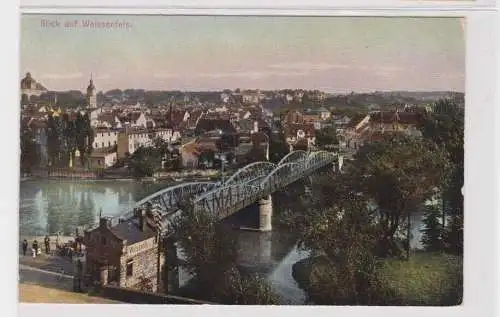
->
[97,159,101,165]
[102,142,104,147]
[95,143,98,148]
[114,140,117,145]
[108,141,111,147]
[108,132,110,136]
[126,260,133,277]
[101,236,106,245]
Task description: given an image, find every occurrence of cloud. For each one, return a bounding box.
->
[41,72,84,80]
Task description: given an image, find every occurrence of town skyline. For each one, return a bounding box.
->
[21,15,465,93]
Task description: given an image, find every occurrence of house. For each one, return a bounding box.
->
[195,117,236,136]
[83,210,164,292]
[76,148,117,168]
[20,72,48,100]
[116,128,176,158]
[284,123,316,151]
[93,114,123,129]
[93,129,119,149]
[343,110,423,150]
[180,141,200,169]
[235,132,269,166]
[119,112,149,128]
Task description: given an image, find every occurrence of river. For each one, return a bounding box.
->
[19,179,426,305]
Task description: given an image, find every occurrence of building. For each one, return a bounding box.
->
[94,129,119,149]
[284,123,316,151]
[20,72,48,101]
[83,210,164,292]
[116,128,177,158]
[75,148,117,168]
[343,110,423,150]
[86,76,97,109]
[180,141,201,169]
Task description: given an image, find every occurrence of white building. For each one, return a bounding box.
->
[93,129,119,149]
[116,128,180,158]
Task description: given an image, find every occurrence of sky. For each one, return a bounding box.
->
[20,15,465,93]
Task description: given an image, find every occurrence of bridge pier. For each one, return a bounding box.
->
[258,195,273,232]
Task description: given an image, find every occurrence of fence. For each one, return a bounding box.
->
[46,168,105,180]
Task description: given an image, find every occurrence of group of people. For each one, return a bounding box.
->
[21,234,60,258]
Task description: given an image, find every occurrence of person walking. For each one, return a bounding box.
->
[32,240,39,258]
[44,235,51,254]
[21,239,28,256]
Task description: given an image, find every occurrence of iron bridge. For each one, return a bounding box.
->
[115,150,338,235]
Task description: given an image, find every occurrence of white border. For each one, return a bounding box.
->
[18,0,499,11]
[1,4,497,317]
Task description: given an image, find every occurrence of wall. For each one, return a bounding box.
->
[117,132,130,159]
[120,239,159,291]
[100,285,214,305]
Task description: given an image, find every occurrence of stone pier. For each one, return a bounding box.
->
[258,195,273,232]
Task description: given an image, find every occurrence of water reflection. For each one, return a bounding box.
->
[19,180,153,236]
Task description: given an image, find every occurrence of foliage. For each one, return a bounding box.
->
[353,134,451,257]
[420,205,445,252]
[218,267,280,305]
[44,112,93,168]
[286,176,396,305]
[267,123,290,164]
[315,125,339,148]
[418,99,464,254]
[20,127,40,172]
[126,146,159,178]
[173,202,279,304]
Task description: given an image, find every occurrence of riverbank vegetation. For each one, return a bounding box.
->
[286,99,463,305]
[169,203,280,304]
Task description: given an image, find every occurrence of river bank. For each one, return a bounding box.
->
[21,168,223,182]
[291,251,463,306]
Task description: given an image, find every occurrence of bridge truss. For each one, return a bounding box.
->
[117,150,338,235]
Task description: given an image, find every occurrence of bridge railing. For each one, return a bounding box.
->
[114,151,338,228]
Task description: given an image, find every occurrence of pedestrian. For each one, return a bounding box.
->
[21,239,28,256]
[44,235,51,254]
[32,240,38,258]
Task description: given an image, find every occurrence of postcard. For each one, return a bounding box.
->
[19,14,464,306]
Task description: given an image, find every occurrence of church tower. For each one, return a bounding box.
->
[86,74,97,109]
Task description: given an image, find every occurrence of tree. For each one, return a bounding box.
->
[268,124,290,164]
[46,114,62,166]
[352,134,451,258]
[420,205,444,252]
[20,127,39,172]
[315,125,338,148]
[286,176,394,305]
[418,99,464,254]
[127,147,157,177]
[173,202,279,304]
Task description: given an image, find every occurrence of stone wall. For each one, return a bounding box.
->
[100,285,214,305]
[120,242,160,292]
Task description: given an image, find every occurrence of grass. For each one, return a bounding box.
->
[293,251,462,306]
[19,284,120,304]
[379,251,463,306]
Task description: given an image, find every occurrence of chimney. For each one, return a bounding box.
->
[99,217,111,229]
